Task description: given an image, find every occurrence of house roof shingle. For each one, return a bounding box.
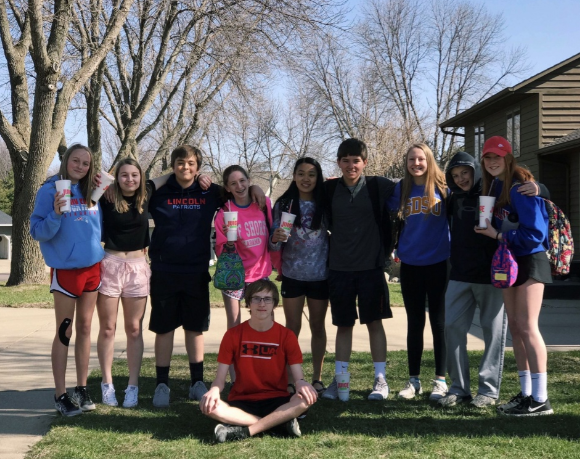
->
[0,210,12,225]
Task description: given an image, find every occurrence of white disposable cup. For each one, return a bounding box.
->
[280,211,296,236]
[336,372,350,402]
[478,196,496,228]
[55,179,72,213]
[224,211,238,242]
[91,170,115,204]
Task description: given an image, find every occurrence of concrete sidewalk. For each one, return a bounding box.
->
[0,293,579,458]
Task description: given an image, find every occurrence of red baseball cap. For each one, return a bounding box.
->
[482,136,512,157]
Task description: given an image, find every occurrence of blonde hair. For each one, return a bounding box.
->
[112,158,147,214]
[58,144,95,204]
[398,143,447,220]
[481,154,534,208]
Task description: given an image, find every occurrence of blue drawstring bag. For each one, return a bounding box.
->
[213,244,245,290]
[491,240,518,289]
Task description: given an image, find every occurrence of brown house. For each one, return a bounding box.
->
[440,52,580,265]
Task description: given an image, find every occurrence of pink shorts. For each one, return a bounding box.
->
[99,253,151,298]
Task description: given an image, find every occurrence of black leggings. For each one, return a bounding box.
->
[400,260,447,376]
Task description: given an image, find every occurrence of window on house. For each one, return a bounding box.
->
[474,124,485,160]
[506,109,521,157]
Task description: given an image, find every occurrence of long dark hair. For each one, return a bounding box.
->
[275,157,325,230]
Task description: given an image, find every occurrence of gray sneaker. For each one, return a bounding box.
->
[471,393,496,408]
[189,381,208,401]
[368,376,389,400]
[153,383,170,408]
[214,424,249,443]
[321,377,338,400]
[438,393,472,407]
[285,418,301,437]
[398,380,422,399]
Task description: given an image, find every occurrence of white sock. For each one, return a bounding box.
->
[335,361,349,374]
[531,372,548,403]
[518,370,531,396]
[373,362,386,379]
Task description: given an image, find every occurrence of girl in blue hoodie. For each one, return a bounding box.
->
[30,144,104,417]
[476,136,553,417]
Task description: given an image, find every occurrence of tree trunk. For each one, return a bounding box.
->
[7,160,46,285]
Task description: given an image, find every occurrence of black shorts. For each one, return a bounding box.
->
[513,251,553,287]
[280,276,329,300]
[228,395,292,418]
[149,270,211,334]
[328,268,393,327]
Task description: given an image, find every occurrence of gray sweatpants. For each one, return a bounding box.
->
[444,280,508,398]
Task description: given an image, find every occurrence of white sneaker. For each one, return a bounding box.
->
[398,380,422,399]
[429,380,448,401]
[101,382,118,407]
[123,385,139,408]
[368,376,389,400]
[153,383,170,408]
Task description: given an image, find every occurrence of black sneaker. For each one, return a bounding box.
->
[71,386,96,412]
[496,392,525,413]
[285,418,301,438]
[214,424,249,443]
[54,393,82,417]
[502,396,554,417]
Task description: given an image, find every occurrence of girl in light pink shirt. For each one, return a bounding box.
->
[215,166,273,339]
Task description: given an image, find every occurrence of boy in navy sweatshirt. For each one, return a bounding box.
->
[147,145,264,407]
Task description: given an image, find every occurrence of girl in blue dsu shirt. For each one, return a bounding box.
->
[30,144,104,417]
[387,143,449,402]
[476,136,553,417]
[269,158,329,395]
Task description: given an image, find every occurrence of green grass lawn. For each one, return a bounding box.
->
[0,281,53,308]
[27,350,580,459]
[1,270,403,308]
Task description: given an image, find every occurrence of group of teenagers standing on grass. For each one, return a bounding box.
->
[29,134,554,443]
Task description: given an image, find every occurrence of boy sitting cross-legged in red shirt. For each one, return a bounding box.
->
[200,279,318,443]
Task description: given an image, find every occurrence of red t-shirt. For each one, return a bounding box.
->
[218,321,303,401]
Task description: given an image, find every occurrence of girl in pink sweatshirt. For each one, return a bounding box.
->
[215,166,273,338]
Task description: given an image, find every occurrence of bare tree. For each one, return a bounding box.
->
[289,30,408,176]
[358,0,529,162]
[69,0,344,175]
[0,0,133,284]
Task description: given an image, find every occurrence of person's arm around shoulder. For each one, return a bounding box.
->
[149,172,173,191]
[200,363,229,415]
[249,184,266,209]
[289,365,318,405]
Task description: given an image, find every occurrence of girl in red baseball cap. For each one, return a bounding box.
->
[475,136,553,417]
